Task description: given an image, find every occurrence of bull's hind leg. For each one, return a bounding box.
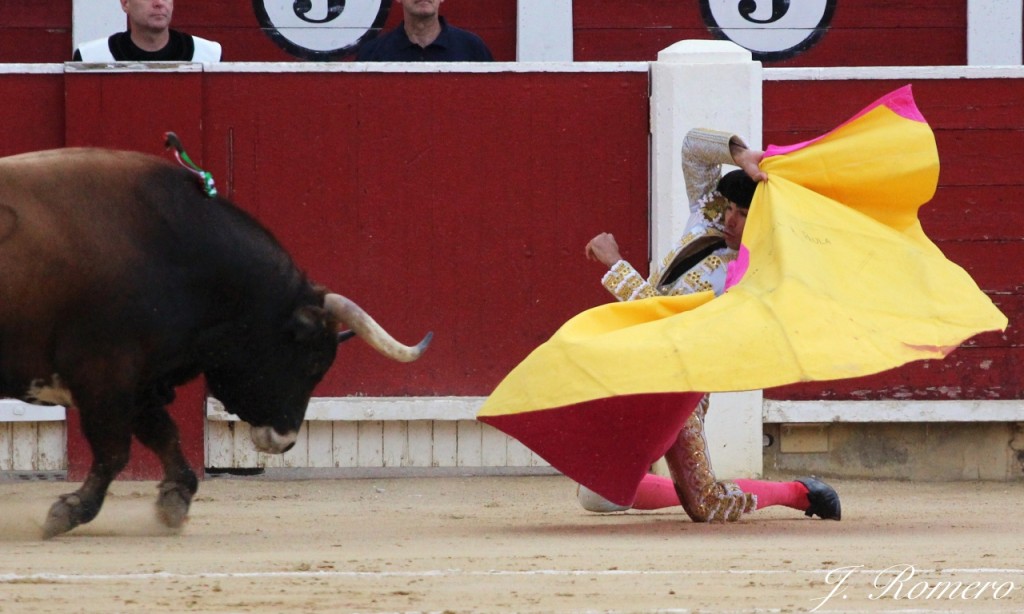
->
[42,407,133,539]
[132,404,198,529]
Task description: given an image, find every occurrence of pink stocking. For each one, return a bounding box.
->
[733,479,809,511]
[632,474,680,510]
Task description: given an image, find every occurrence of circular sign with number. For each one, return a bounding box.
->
[699,0,836,61]
[253,0,391,60]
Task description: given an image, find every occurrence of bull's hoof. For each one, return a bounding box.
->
[155,481,193,529]
[42,494,84,539]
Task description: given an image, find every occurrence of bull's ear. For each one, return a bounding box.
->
[287,305,327,341]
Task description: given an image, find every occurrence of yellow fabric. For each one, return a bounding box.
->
[762,106,938,233]
[480,90,1007,419]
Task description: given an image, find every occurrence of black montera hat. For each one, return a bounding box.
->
[716,169,757,208]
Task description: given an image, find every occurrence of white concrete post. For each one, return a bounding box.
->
[968,0,1023,65]
[649,39,763,478]
[72,0,126,55]
[516,0,573,61]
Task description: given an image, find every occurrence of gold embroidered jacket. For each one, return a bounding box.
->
[601,128,744,301]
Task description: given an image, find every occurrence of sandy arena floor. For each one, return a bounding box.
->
[1,474,1023,613]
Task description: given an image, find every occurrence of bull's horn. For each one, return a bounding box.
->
[323,293,432,362]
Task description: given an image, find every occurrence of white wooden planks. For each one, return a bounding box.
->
[0,421,66,472]
[204,419,550,471]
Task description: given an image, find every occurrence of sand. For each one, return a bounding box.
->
[1,474,1022,612]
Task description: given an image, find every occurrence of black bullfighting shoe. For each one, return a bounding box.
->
[796,477,841,521]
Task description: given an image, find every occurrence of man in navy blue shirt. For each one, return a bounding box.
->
[357,0,493,62]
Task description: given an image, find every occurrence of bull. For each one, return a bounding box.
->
[0,147,431,538]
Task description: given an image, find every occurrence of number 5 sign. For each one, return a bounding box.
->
[253,0,391,60]
[700,0,836,61]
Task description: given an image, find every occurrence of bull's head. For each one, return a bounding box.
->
[206,293,431,454]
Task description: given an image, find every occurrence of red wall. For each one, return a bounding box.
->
[3,70,1018,403]
[0,73,65,155]
[200,70,650,395]
[573,1,967,65]
[48,68,649,477]
[0,1,970,65]
[0,3,70,63]
[1,70,1021,476]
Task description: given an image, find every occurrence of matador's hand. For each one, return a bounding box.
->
[733,146,768,183]
[586,233,622,268]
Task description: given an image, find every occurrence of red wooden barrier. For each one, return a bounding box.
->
[0,69,1020,477]
[0,72,65,157]
[62,69,209,480]
[0,3,70,63]
[65,382,207,481]
[57,67,651,478]
[201,70,651,396]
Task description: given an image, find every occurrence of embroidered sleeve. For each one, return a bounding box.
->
[681,129,746,227]
[601,260,659,302]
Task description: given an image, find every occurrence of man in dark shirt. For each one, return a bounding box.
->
[357,0,493,62]
[73,0,221,62]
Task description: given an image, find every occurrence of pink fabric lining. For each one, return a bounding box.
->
[764,85,924,158]
[725,246,750,291]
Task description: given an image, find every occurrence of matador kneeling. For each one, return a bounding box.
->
[581,128,841,522]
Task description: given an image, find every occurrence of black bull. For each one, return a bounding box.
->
[0,148,431,538]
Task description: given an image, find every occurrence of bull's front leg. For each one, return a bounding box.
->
[43,405,133,539]
[132,402,198,529]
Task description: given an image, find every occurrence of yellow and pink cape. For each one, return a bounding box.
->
[477,86,1007,506]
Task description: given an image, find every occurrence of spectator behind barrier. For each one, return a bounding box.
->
[357,0,493,62]
[73,0,222,62]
